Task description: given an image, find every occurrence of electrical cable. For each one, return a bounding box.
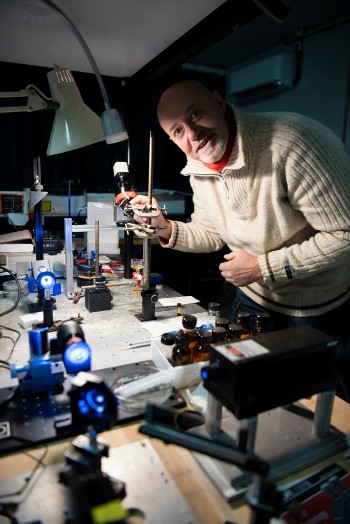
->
[0,267,21,317]
[0,326,21,338]
[0,325,21,361]
[0,388,17,408]
[0,508,19,524]
[1,335,16,344]
[0,445,48,502]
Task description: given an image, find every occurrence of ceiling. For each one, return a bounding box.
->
[0,0,227,78]
[0,0,349,82]
[190,0,350,72]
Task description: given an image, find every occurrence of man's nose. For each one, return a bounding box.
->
[186,122,202,141]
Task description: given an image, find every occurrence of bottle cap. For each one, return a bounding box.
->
[256,312,270,318]
[161,332,176,345]
[182,314,197,329]
[208,302,220,312]
[228,323,242,333]
[237,311,250,318]
[175,332,191,347]
[215,317,229,329]
[213,326,226,342]
[199,330,213,340]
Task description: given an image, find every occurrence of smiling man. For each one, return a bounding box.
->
[131,80,350,392]
[157,80,232,165]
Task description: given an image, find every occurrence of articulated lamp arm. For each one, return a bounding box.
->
[0,85,58,114]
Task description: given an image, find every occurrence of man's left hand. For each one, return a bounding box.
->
[219,249,262,287]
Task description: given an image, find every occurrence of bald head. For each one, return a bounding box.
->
[157,81,215,123]
[157,80,230,163]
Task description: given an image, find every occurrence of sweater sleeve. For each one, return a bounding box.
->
[258,120,350,283]
[159,175,226,253]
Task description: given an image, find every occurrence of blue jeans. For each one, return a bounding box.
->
[229,288,350,354]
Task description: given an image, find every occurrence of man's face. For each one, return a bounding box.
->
[157,82,230,163]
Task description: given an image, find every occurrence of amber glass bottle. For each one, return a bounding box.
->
[226,323,243,341]
[251,312,270,335]
[236,311,251,339]
[193,330,213,363]
[171,332,192,367]
[179,314,200,362]
[212,326,227,343]
[215,317,230,332]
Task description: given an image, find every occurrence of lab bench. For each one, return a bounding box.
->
[0,281,350,523]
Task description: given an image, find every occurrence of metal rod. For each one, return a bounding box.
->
[237,417,258,456]
[205,393,223,436]
[95,220,100,278]
[33,157,44,261]
[34,199,43,261]
[143,130,154,288]
[143,237,151,289]
[313,389,336,438]
[64,218,74,298]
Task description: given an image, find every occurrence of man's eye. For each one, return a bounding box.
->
[173,127,182,137]
[190,110,201,120]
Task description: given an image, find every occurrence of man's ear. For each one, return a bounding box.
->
[212,90,226,113]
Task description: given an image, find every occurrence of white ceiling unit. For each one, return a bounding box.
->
[228,53,296,103]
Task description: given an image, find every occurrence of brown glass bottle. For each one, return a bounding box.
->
[212,326,227,343]
[251,312,270,335]
[226,323,243,341]
[193,330,213,363]
[179,314,200,362]
[215,317,230,332]
[171,332,192,367]
[236,311,251,339]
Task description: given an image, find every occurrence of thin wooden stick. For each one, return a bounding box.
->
[147,130,154,206]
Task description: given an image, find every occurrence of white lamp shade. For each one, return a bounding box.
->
[102,108,128,144]
[46,67,104,155]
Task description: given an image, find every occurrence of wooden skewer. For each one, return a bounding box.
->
[147,130,154,206]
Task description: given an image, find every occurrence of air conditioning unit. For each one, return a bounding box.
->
[228,53,295,103]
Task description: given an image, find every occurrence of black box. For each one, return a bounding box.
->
[203,326,338,419]
[85,287,112,312]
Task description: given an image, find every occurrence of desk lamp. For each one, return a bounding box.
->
[42,0,128,148]
[0,0,128,154]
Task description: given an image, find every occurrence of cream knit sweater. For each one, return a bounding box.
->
[162,106,350,316]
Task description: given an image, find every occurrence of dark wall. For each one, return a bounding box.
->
[0,62,129,194]
[0,61,225,197]
[0,61,229,307]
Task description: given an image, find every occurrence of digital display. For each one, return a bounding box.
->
[0,193,24,213]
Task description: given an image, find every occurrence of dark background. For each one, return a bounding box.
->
[0,61,231,310]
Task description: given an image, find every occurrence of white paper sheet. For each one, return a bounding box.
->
[142,311,209,337]
[158,296,200,307]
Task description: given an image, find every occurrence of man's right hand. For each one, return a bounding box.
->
[130,195,172,240]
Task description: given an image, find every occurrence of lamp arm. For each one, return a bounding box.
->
[42,0,111,111]
[0,88,50,113]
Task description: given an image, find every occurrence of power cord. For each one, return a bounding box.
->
[0,266,21,317]
[0,325,21,361]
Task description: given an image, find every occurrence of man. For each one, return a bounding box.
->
[131,80,350,354]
